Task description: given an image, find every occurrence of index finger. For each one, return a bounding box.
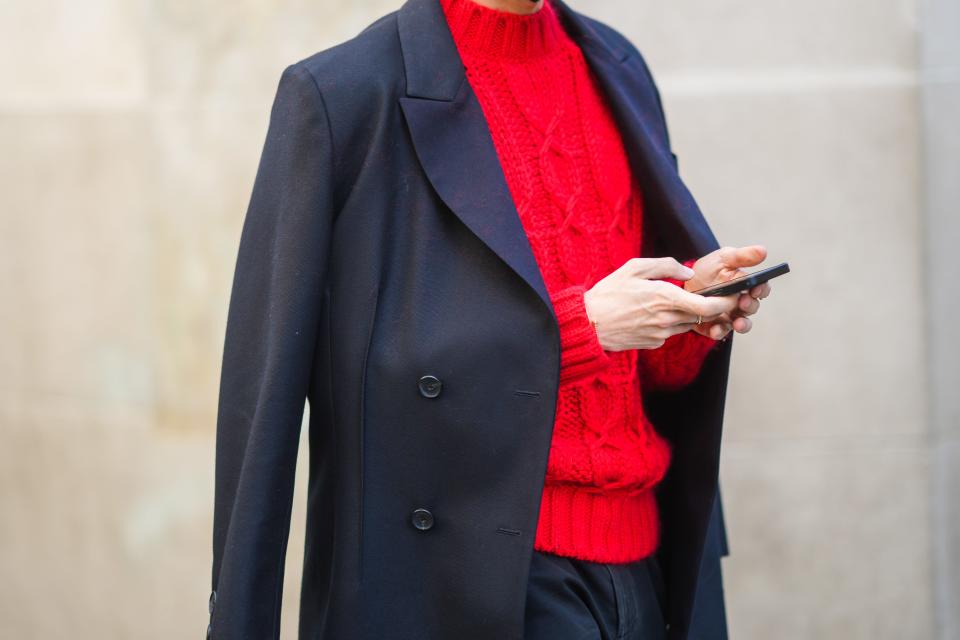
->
[749,281,772,299]
[668,286,740,318]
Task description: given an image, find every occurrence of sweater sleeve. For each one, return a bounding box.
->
[637,259,722,391]
[553,284,613,384]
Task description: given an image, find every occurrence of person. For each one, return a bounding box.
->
[207,0,773,638]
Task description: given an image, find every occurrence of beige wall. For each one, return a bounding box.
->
[0,0,947,638]
[607,1,934,637]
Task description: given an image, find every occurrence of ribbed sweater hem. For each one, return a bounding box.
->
[533,483,660,564]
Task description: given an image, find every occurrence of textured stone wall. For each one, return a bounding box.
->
[0,1,944,638]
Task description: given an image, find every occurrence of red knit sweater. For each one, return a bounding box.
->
[440,0,721,563]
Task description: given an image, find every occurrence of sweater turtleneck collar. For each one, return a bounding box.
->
[439,0,571,62]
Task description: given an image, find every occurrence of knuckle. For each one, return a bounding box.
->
[630,257,654,275]
[653,279,673,291]
[649,284,672,304]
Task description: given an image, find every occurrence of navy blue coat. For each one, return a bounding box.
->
[209,0,732,638]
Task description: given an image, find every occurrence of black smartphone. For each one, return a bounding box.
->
[689,262,790,297]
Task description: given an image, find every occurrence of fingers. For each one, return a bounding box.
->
[737,282,771,318]
[692,317,732,340]
[658,313,728,339]
[752,281,771,299]
[657,310,707,329]
[723,307,753,333]
[629,256,695,281]
[668,286,739,318]
[736,292,760,315]
[700,314,748,339]
[718,244,767,270]
[660,318,704,338]
[691,266,770,338]
[708,321,732,339]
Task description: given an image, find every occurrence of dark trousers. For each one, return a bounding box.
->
[523,549,668,640]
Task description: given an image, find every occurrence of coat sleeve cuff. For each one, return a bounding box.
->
[552,284,613,385]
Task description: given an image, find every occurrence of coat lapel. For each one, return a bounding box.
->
[549,0,721,260]
[397,0,554,317]
[397,0,721,319]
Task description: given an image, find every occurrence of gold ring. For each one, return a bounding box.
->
[696,314,702,325]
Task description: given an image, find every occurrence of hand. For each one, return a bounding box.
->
[684,245,773,340]
[583,257,740,351]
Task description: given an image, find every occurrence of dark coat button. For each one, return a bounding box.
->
[208,590,216,615]
[411,508,434,530]
[418,374,442,398]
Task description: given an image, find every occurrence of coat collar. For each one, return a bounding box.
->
[396,0,718,319]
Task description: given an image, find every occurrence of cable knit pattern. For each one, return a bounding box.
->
[440,0,720,563]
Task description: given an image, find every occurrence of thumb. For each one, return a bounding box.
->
[718,245,767,270]
[631,257,695,281]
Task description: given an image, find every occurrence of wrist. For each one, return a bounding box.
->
[583,288,598,332]
[553,284,612,383]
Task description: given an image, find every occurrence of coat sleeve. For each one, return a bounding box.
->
[209,61,336,640]
[636,259,722,391]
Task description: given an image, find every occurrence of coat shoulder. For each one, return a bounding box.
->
[574,11,670,134]
[264,10,405,210]
[288,9,405,102]
[576,13,660,87]
[580,14,641,57]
